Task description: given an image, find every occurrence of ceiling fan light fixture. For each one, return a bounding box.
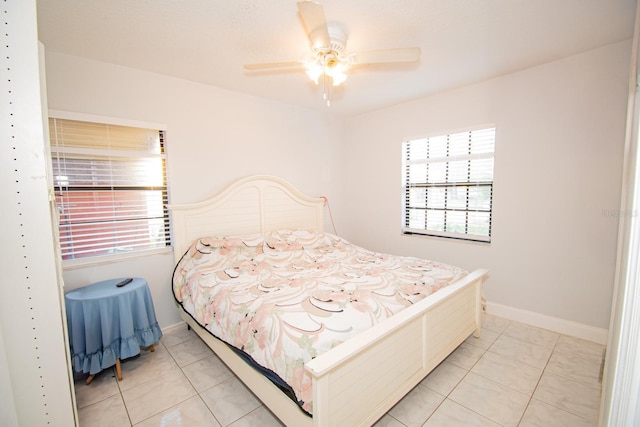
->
[305,60,324,84]
[330,70,347,86]
[325,58,348,86]
[305,50,351,87]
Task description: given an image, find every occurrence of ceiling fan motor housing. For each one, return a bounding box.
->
[311,23,347,54]
[328,24,347,53]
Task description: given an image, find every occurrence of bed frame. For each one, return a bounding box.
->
[169,175,488,427]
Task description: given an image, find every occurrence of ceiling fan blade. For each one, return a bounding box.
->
[297,1,330,49]
[243,61,305,71]
[352,47,422,65]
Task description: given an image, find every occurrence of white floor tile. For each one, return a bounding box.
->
[160,325,195,348]
[118,344,179,392]
[133,395,221,427]
[122,367,197,424]
[372,414,406,427]
[502,321,559,349]
[544,351,602,387]
[465,327,500,350]
[165,333,215,367]
[472,350,543,396]
[74,369,120,409]
[388,385,444,427]
[449,372,530,427]
[199,377,262,426]
[519,398,596,427]
[488,334,552,369]
[481,313,511,334]
[229,406,284,427]
[423,398,501,427]
[554,335,605,364]
[445,342,486,370]
[182,353,234,393]
[532,372,601,422]
[78,393,130,427]
[420,361,468,396]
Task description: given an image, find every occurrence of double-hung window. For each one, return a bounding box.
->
[49,117,171,263]
[402,127,495,242]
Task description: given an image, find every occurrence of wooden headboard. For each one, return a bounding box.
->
[168,175,325,262]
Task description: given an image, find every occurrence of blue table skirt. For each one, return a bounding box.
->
[65,278,163,375]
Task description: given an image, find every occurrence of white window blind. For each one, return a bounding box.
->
[49,118,171,261]
[402,127,495,242]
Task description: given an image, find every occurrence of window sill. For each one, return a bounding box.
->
[61,247,174,270]
[401,231,491,246]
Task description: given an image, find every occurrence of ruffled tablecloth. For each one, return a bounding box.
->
[65,277,163,375]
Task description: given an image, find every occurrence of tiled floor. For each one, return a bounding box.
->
[74,314,604,426]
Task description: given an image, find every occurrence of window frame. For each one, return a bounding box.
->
[401,125,496,243]
[48,111,172,268]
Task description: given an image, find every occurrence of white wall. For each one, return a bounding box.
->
[44,51,347,328]
[343,41,631,333]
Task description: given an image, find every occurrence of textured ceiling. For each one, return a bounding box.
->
[37,0,636,116]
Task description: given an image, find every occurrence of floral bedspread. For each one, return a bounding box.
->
[172,230,467,414]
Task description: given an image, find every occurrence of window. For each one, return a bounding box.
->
[49,117,171,262]
[402,127,495,242]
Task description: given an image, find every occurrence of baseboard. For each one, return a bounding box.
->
[161,321,187,334]
[485,301,608,345]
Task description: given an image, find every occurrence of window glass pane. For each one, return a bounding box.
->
[428,161,447,183]
[429,135,448,159]
[445,210,466,233]
[468,211,491,236]
[468,186,492,210]
[58,217,168,259]
[448,160,468,182]
[408,163,427,184]
[408,208,426,229]
[53,157,165,187]
[446,186,468,210]
[408,188,426,208]
[448,132,469,156]
[470,128,495,154]
[469,158,494,181]
[427,187,445,209]
[405,139,428,161]
[426,209,444,232]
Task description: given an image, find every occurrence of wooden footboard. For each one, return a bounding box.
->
[307,268,487,426]
[178,268,487,427]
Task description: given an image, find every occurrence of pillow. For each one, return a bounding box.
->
[197,233,263,251]
[264,229,338,251]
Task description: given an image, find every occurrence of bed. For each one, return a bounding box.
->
[169,175,488,426]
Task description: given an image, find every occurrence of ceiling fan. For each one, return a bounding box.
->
[243,0,421,106]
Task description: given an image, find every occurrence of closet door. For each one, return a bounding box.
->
[0,1,76,425]
[601,3,640,425]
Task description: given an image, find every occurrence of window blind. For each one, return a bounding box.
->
[49,118,171,261]
[402,127,495,242]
